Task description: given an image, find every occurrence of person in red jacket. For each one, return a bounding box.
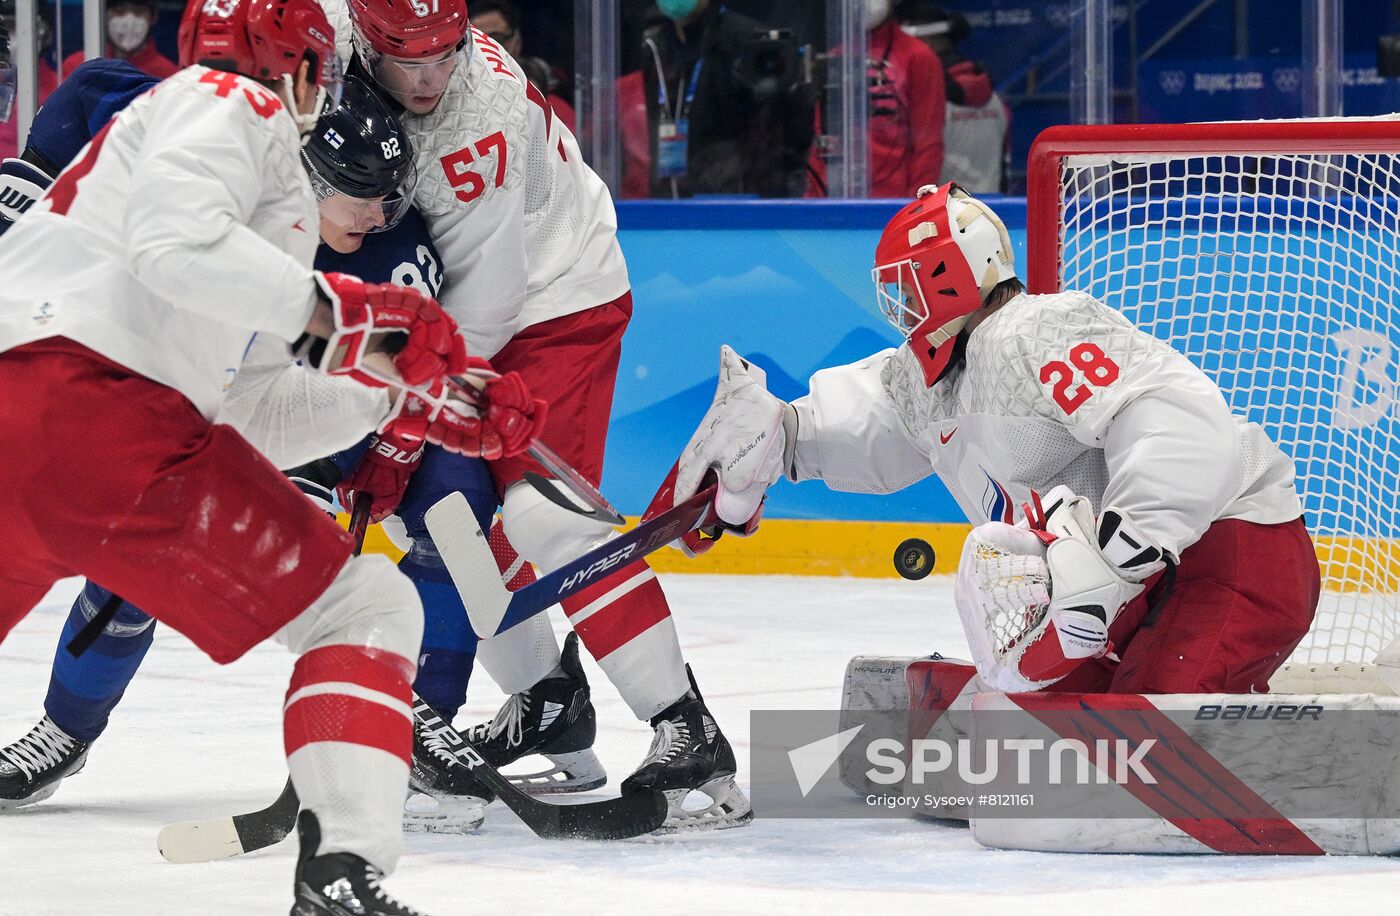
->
[806,0,945,198]
[865,0,945,196]
[59,0,178,81]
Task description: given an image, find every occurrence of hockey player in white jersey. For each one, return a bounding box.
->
[668,183,1320,697]
[0,0,540,910]
[313,0,750,829]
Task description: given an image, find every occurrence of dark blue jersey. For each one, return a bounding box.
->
[313,207,444,295]
[25,59,158,172]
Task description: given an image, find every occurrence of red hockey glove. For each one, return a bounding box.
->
[314,271,469,388]
[385,367,547,460]
[336,429,425,524]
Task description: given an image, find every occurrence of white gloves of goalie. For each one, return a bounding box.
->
[955,486,1166,692]
[674,345,795,529]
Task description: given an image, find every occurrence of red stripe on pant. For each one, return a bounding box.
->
[285,645,413,764]
[563,559,670,659]
[1009,692,1324,854]
[284,693,412,764]
[291,645,415,697]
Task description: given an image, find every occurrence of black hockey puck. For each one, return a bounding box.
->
[894,538,935,580]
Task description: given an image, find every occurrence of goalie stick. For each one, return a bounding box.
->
[424,481,721,640]
[158,500,665,862]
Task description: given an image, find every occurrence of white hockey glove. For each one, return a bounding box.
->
[0,157,52,236]
[955,486,1166,692]
[642,345,796,556]
[677,344,795,527]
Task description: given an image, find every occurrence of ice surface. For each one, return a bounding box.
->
[3,574,1399,915]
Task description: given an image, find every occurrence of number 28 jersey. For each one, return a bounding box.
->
[787,291,1302,558]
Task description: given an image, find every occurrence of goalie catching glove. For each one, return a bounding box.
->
[955,486,1166,692]
[644,345,795,556]
[305,271,468,388]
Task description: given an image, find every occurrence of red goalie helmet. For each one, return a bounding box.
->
[178,0,342,131]
[872,183,1017,385]
[348,0,468,60]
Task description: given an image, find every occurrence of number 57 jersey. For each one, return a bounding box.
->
[788,290,1303,559]
[320,0,629,360]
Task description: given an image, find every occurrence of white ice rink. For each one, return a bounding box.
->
[3,573,1400,915]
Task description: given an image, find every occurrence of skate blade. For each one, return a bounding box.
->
[0,778,65,811]
[402,792,486,834]
[505,749,607,796]
[652,776,754,834]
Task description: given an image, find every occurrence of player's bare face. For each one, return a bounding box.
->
[376,49,457,114]
[318,192,390,254]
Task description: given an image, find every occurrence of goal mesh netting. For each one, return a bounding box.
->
[1027,121,1400,670]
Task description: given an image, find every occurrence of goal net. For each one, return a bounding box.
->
[1026,120,1400,680]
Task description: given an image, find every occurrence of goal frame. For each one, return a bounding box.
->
[1025,119,1400,295]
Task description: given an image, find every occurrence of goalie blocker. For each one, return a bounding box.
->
[840,656,1400,855]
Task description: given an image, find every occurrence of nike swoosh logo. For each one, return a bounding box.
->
[939,427,958,445]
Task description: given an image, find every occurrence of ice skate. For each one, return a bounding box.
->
[466,633,606,794]
[621,669,752,832]
[405,703,489,834]
[291,811,430,916]
[0,715,89,810]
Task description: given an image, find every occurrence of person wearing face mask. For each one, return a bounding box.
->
[806,0,946,197]
[0,1,59,159]
[639,0,816,198]
[897,2,1008,193]
[61,0,178,81]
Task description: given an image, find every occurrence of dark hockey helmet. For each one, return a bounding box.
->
[302,76,417,233]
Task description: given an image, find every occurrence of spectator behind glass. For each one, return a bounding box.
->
[0,0,58,159]
[898,1,1008,193]
[864,0,945,196]
[470,0,576,133]
[60,0,177,81]
[637,0,815,199]
[805,0,944,198]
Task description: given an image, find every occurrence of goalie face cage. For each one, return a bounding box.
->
[1026,120,1400,668]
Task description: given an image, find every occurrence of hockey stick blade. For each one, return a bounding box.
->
[157,497,372,864]
[426,484,719,639]
[445,375,624,525]
[157,777,299,863]
[523,470,623,526]
[413,700,667,840]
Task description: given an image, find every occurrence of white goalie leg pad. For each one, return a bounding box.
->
[968,691,1400,855]
[276,554,422,873]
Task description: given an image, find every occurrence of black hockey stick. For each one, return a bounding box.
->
[426,482,721,639]
[411,699,668,840]
[157,497,373,864]
[159,500,663,862]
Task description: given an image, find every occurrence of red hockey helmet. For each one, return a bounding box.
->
[348,0,468,61]
[178,0,343,132]
[872,183,1016,385]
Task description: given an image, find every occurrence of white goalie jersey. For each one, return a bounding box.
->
[788,291,1303,559]
[320,1,630,358]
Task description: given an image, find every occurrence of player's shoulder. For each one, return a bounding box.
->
[151,67,298,140]
[972,288,1173,374]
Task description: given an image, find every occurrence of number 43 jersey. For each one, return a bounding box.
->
[788,291,1302,559]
